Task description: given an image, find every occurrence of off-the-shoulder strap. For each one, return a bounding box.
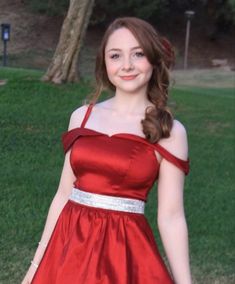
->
[153,143,190,175]
[61,128,79,154]
[81,103,94,128]
[62,127,99,154]
[61,104,94,154]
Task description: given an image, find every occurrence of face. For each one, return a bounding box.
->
[104,27,153,96]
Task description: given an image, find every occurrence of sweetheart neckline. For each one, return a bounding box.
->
[69,126,147,141]
[63,126,190,172]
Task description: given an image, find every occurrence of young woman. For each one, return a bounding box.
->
[22,17,192,284]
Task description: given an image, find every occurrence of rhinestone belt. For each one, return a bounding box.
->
[69,187,145,214]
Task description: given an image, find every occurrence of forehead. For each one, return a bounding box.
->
[105,27,140,51]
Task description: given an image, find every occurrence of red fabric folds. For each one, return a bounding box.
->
[62,127,189,176]
[32,201,174,284]
[32,104,190,283]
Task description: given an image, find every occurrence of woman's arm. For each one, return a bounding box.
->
[30,148,76,265]
[22,107,87,283]
[22,150,75,284]
[31,105,88,263]
[157,121,192,284]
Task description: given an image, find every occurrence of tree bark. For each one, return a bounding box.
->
[42,0,95,84]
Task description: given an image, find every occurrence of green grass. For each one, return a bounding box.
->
[0,67,234,283]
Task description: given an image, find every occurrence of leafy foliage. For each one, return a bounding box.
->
[221,0,235,24]
[91,0,169,25]
[24,0,235,26]
[25,0,69,16]
[25,0,169,21]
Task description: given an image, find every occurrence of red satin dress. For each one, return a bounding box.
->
[32,103,189,284]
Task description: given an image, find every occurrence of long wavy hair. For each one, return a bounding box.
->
[89,17,175,143]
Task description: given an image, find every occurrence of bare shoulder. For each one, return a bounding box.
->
[170,119,187,139]
[158,119,188,160]
[68,104,90,130]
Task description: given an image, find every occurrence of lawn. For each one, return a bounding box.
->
[0,68,234,283]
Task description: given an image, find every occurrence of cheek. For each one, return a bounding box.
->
[137,58,153,76]
[106,63,116,76]
[143,63,153,79]
[105,61,122,85]
[105,61,117,86]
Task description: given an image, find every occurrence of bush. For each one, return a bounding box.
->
[91,0,169,25]
[25,0,235,26]
[25,0,69,16]
[25,0,169,23]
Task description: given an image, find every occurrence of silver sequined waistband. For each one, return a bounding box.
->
[69,187,145,214]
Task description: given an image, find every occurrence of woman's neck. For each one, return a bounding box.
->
[106,91,153,115]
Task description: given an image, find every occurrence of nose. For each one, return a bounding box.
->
[122,56,134,71]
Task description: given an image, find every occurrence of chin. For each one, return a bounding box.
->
[112,83,146,94]
[119,87,146,95]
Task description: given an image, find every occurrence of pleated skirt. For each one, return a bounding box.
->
[31,200,174,284]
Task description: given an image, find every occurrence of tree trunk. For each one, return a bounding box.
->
[42,0,95,84]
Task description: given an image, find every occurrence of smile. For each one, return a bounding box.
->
[120,75,138,80]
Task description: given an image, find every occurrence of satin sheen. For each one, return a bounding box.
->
[32,104,189,284]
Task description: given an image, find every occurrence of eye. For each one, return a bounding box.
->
[110,53,120,59]
[134,51,145,58]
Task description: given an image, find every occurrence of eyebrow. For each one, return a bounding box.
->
[106,46,142,52]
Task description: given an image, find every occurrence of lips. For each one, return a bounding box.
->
[120,75,138,80]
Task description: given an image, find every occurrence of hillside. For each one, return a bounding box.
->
[0,0,235,74]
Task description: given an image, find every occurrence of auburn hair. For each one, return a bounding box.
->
[89,17,175,143]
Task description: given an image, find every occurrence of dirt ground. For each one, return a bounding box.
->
[0,0,234,88]
[172,69,235,88]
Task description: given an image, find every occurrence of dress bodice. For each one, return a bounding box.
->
[61,104,189,202]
